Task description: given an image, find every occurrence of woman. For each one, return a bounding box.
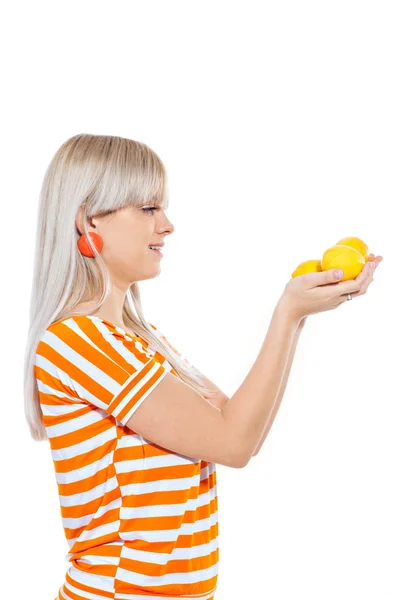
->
[24,133,382,600]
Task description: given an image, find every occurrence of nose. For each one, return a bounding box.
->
[159,214,175,235]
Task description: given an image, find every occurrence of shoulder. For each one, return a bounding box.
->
[36,315,127,370]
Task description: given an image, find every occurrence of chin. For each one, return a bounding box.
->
[142,268,161,281]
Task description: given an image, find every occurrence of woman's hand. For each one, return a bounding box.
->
[280,251,383,322]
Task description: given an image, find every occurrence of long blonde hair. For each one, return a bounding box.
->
[24,133,214,441]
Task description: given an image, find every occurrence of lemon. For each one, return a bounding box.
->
[321,244,365,281]
[336,236,369,262]
[292,259,323,278]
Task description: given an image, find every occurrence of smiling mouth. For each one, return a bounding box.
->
[148,247,163,257]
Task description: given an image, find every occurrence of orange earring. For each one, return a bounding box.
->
[77,232,103,257]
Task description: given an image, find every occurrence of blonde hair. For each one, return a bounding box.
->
[24,133,214,441]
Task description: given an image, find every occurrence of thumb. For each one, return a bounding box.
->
[305,268,343,287]
[300,267,343,288]
[324,268,343,282]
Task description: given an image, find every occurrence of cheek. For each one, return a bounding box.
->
[102,218,150,265]
[107,244,147,278]
[106,231,147,264]
[108,222,142,250]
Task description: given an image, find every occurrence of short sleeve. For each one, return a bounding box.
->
[35,316,170,426]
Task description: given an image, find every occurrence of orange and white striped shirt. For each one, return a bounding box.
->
[34,315,219,600]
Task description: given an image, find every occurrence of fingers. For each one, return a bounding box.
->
[360,255,382,294]
[371,254,383,263]
[361,264,375,294]
[342,256,379,299]
[335,264,370,297]
[356,264,373,294]
[369,253,384,267]
[334,253,382,304]
[310,253,382,300]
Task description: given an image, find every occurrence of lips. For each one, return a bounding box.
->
[148,246,163,256]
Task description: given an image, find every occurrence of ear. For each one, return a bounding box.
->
[75,203,91,235]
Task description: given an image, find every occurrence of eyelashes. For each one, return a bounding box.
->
[141,205,167,215]
[142,207,158,215]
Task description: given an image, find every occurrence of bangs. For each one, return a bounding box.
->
[140,191,169,210]
[76,136,170,216]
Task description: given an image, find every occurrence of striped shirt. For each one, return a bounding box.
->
[34,315,219,600]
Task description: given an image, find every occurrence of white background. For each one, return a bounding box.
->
[1,1,398,598]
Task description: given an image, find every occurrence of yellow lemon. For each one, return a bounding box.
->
[292,259,323,278]
[321,244,365,281]
[336,236,369,262]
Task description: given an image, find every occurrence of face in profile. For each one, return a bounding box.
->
[81,203,175,284]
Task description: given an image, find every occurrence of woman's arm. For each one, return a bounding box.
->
[196,373,230,409]
[251,317,307,456]
[196,317,307,456]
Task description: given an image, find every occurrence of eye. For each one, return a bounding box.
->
[142,206,158,215]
